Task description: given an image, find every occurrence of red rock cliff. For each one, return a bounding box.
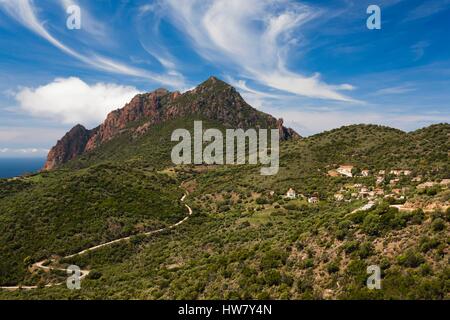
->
[44,77,299,170]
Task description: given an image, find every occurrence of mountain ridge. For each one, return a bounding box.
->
[44,76,299,170]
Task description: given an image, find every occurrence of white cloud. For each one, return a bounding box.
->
[138,4,157,15]
[14,77,141,126]
[0,126,67,145]
[0,0,185,87]
[155,0,357,102]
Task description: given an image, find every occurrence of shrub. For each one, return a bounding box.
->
[343,241,359,254]
[87,270,102,280]
[397,249,425,268]
[408,209,425,225]
[264,270,282,286]
[419,237,440,253]
[283,203,299,211]
[296,279,313,293]
[256,197,269,205]
[357,242,374,258]
[327,262,339,274]
[362,213,382,236]
[431,218,445,232]
[336,220,352,240]
[302,258,314,269]
[420,263,432,276]
[260,250,287,269]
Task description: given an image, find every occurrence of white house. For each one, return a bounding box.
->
[285,188,296,199]
[390,169,412,176]
[308,196,319,204]
[337,165,354,178]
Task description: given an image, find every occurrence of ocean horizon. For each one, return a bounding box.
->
[0,158,46,179]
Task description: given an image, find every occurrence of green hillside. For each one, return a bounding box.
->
[0,121,448,299]
[0,162,185,286]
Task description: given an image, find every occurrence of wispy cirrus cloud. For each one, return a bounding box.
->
[0,0,185,87]
[58,0,110,43]
[410,41,430,61]
[403,0,450,22]
[148,0,358,102]
[374,85,416,96]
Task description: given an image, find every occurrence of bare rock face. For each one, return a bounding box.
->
[85,88,172,151]
[277,118,300,141]
[44,124,93,170]
[44,76,300,170]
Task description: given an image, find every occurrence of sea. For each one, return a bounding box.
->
[0,158,46,179]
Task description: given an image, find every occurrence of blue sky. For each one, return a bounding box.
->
[0,0,449,157]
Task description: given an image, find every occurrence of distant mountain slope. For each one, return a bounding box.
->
[44,77,299,170]
[303,123,450,173]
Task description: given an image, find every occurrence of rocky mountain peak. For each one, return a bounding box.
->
[44,77,299,170]
[44,123,92,170]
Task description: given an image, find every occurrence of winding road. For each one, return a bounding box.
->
[0,191,192,291]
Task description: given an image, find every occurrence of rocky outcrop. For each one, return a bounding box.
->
[85,88,173,151]
[277,118,299,141]
[44,124,94,170]
[44,76,300,170]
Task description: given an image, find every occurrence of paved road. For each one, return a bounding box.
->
[0,190,192,291]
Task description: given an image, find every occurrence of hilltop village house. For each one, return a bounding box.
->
[308,196,319,204]
[390,169,412,176]
[336,165,354,177]
[326,165,443,210]
[335,184,386,202]
[285,188,296,199]
[376,176,385,185]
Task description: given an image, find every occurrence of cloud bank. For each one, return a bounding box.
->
[15,77,140,126]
